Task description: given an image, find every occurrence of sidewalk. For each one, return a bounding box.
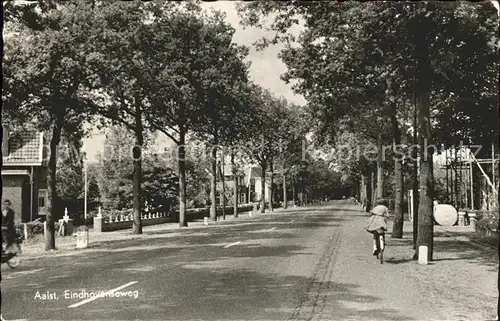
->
[18,209,266,259]
[319,205,498,321]
[435,223,498,249]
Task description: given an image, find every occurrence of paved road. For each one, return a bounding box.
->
[1,202,359,321]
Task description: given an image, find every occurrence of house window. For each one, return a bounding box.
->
[38,189,47,214]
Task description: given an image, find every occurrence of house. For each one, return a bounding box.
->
[245,166,272,204]
[216,164,272,205]
[2,127,47,223]
[216,164,248,205]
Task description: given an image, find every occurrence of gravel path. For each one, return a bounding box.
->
[310,205,497,321]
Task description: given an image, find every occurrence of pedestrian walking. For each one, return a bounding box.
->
[2,200,16,251]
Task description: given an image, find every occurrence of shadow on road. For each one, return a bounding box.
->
[385,230,497,271]
[2,204,418,321]
[317,282,414,320]
[116,267,414,320]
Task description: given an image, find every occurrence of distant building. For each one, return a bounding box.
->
[2,127,47,222]
[245,166,272,204]
[216,164,272,205]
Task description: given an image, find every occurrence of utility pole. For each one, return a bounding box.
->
[450,148,454,207]
[469,160,474,210]
[84,162,88,223]
[221,148,226,220]
[446,149,449,202]
[493,142,496,191]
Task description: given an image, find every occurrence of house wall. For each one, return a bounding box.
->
[217,176,246,205]
[2,166,46,221]
[253,177,271,202]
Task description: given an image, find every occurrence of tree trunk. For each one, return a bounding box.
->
[221,148,226,220]
[371,165,376,207]
[366,168,372,213]
[412,147,419,249]
[391,113,404,238]
[497,179,499,317]
[377,133,384,199]
[231,150,238,218]
[132,97,143,234]
[178,128,187,227]
[292,183,296,207]
[269,161,274,212]
[45,111,65,251]
[411,7,419,255]
[260,163,266,213]
[415,22,434,262]
[360,174,366,207]
[283,171,287,209]
[210,144,217,221]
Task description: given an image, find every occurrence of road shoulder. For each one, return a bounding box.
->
[317,205,497,321]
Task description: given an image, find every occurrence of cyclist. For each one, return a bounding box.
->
[364,198,389,258]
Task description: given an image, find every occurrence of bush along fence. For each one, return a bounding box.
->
[15,209,76,241]
[14,204,256,237]
[472,210,498,237]
[14,220,62,241]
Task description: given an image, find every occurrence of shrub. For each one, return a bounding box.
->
[14,221,61,239]
[475,210,498,232]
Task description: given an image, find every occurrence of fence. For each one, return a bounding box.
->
[94,204,254,232]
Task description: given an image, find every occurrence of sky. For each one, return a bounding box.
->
[81,2,306,163]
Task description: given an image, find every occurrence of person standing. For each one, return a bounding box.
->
[2,199,16,251]
[1,200,17,321]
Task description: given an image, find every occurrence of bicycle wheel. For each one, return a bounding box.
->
[7,256,19,268]
[379,234,385,264]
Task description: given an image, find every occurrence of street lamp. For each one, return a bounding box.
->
[84,162,88,222]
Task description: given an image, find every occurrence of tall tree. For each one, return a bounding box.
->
[3,0,96,250]
[56,132,85,213]
[239,0,498,261]
[243,88,291,213]
[85,0,163,234]
[145,3,249,226]
[94,126,175,211]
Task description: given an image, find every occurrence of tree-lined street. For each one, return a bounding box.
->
[1,201,497,320]
[2,1,498,320]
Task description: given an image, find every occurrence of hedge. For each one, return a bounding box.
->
[14,221,61,239]
[475,210,498,232]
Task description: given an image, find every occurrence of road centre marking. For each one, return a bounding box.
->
[224,241,241,248]
[68,281,138,308]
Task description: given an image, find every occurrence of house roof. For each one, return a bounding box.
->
[2,131,44,166]
[242,166,283,182]
[217,164,244,178]
[243,166,263,182]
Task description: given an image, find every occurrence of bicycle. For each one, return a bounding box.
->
[1,230,23,269]
[373,231,385,264]
[378,232,385,264]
